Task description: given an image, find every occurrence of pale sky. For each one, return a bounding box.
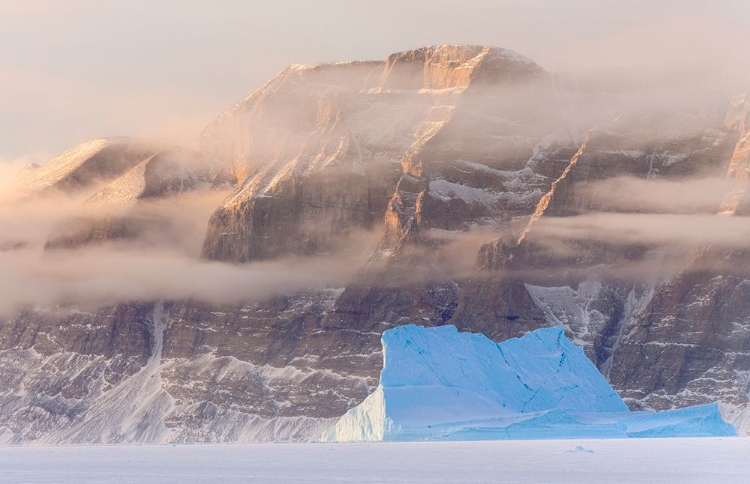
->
[1,0,748,163]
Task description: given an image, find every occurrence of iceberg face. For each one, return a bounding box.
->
[323,387,388,442]
[321,325,736,442]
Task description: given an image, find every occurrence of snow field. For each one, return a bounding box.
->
[0,438,747,483]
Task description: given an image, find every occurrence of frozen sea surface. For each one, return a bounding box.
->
[1,438,749,483]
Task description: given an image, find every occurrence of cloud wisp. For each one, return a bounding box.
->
[0,171,383,316]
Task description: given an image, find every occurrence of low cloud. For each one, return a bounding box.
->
[0,228,381,318]
[532,212,750,250]
[0,172,382,317]
[575,175,738,214]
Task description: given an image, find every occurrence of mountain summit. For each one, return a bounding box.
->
[199,44,549,262]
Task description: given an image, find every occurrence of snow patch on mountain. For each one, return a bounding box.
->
[525,281,607,347]
[52,301,175,444]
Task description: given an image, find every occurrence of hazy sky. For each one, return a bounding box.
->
[1,0,748,163]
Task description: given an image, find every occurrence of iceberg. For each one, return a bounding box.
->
[321,325,736,441]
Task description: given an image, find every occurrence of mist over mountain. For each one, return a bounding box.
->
[1,44,749,443]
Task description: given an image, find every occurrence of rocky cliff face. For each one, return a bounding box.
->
[2,45,750,443]
[462,94,750,425]
[200,45,549,262]
[0,295,377,443]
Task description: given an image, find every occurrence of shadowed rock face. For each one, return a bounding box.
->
[2,45,750,443]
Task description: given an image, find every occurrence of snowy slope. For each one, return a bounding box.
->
[84,149,230,210]
[322,325,735,441]
[12,137,156,197]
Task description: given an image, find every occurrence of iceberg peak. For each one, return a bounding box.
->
[322,325,735,442]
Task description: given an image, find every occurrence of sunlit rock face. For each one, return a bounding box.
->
[721,95,750,215]
[2,46,750,444]
[199,45,554,262]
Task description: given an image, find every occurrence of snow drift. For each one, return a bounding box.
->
[321,325,736,441]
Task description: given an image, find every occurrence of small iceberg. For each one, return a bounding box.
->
[567,445,594,453]
[321,325,736,441]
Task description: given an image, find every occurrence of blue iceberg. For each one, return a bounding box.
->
[321,325,735,441]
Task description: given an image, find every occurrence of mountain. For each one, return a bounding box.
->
[200,45,550,262]
[44,148,235,250]
[12,138,158,199]
[321,325,734,441]
[1,45,749,444]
